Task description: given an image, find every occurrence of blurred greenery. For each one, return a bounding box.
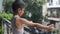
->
[3,0,13,13]
[22,0,44,23]
[0,12,13,20]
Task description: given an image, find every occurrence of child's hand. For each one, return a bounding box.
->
[48,24,54,31]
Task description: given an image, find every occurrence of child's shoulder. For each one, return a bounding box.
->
[14,15,20,19]
[13,15,26,20]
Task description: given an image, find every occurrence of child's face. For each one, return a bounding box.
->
[18,8,25,16]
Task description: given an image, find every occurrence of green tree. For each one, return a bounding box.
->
[3,0,13,13]
[23,0,44,23]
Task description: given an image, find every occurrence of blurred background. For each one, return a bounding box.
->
[0,0,60,34]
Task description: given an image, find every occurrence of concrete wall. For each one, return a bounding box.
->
[42,0,48,25]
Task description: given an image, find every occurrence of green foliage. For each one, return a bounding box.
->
[0,12,13,20]
[3,0,13,13]
[23,0,43,23]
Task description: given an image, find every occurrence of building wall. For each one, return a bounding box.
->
[42,0,48,26]
[46,0,60,34]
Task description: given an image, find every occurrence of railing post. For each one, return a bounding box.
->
[4,23,7,34]
[2,18,12,34]
[2,18,7,34]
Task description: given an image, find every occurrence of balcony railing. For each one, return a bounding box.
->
[2,18,31,34]
[47,3,60,8]
[2,18,58,34]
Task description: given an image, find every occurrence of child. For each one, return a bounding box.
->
[11,0,54,34]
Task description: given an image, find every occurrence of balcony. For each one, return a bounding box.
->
[47,17,60,21]
[47,3,60,8]
[47,0,60,8]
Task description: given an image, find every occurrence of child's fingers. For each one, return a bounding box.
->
[49,24,54,27]
[48,24,54,30]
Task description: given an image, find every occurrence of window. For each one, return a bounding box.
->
[49,0,53,5]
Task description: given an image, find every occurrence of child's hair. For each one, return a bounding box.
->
[12,0,25,11]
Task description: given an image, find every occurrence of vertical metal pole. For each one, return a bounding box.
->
[4,23,7,34]
[2,18,7,34]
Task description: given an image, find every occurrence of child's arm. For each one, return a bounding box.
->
[16,17,54,30]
